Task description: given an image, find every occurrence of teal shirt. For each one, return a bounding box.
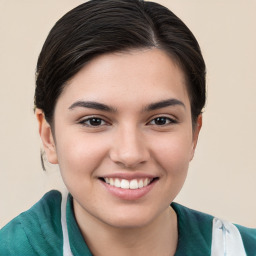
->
[0,190,255,255]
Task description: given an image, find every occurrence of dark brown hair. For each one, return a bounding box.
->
[35,0,206,126]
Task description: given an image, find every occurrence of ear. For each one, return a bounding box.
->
[35,109,58,164]
[190,114,202,161]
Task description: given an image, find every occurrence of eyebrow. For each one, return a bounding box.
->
[69,100,116,112]
[68,98,185,113]
[144,98,185,111]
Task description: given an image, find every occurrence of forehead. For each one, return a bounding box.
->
[57,48,189,109]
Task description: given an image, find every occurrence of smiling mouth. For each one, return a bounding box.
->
[100,177,159,190]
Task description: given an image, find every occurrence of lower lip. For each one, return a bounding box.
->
[100,179,158,200]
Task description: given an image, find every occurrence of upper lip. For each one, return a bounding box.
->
[99,173,158,181]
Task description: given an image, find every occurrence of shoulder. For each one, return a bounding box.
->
[172,202,256,255]
[235,224,256,255]
[172,202,214,235]
[171,202,214,255]
[0,190,63,256]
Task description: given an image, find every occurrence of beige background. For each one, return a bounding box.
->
[0,0,255,228]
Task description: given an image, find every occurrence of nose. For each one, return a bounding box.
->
[109,125,150,169]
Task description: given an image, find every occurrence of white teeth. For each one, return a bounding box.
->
[144,178,149,186]
[138,180,144,188]
[103,177,153,189]
[120,179,130,189]
[110,178,114,186]
[129,179,138,189]
[114,178,121,188]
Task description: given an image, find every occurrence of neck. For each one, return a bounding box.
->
[74,203,178,256]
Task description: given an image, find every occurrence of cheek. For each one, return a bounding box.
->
[55,132,108,180]
[151,132,193,175]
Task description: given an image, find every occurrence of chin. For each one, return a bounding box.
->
[99,206,162,230]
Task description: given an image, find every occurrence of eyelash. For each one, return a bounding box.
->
[147,116,178,126]
[78,116,177,128]
[78,117,108,127]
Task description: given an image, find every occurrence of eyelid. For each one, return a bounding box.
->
[78,115,110,127]
[147,115,178,126]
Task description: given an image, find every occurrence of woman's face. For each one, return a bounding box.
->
[40,48,201,228]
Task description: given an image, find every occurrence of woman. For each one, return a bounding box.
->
[0,0,255,255]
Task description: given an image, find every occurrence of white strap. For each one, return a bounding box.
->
[61,191,74,256]
[211,217,246,256]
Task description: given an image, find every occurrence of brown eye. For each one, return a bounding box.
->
[149,117,177,126]
[79,117,107,127]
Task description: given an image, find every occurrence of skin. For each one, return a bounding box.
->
[37,48,202,256]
